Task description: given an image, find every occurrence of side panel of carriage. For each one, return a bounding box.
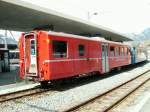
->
[19,31,132,83]
[108,43,131,70]
[47,34,102,80]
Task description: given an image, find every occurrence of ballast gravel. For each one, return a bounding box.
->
[0,63,150,112]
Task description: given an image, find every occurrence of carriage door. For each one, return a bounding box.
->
[24,34,38,76]
[102,44,109,73]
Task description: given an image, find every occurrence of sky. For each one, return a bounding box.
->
[25,0,150,34]
[1,0,150,40]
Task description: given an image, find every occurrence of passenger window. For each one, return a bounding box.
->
[127,48,129,55]
[123,48,125,56]
[115,47,119,56]
[110,47,115,56]
[119,47,121,56]
[121,47,124,56]
[78,44,85,56]
[124,48,126,56]
[52,40,67,58]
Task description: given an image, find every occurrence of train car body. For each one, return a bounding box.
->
[135,47,147,63]
[19,31,131,83]
[9,50,19,64]
[130,47,147,64]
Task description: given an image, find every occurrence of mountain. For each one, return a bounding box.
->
[126,28,150,41]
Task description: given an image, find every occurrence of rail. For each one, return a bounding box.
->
[0,86,51,103]
[64,70,150,112]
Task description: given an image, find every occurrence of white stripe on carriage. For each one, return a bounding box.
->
[44,58,101,63]
[44,57,130,63]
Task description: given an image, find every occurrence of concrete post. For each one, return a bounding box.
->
[4,30,7,49]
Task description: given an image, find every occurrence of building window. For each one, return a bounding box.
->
[52,40,67,58]
[78,44,85,56]
[110,46,115,56]
[9,52,19,59]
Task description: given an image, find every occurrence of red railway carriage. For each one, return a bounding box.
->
[19,31,131,84]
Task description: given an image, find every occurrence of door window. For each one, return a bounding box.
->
[102,46,105,56]
[30,40,35,55]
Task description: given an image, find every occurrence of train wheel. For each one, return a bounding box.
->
[117,67,121,71]
[51,79,64,86]
[40,81,49,87]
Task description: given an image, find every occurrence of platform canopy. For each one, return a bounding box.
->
[0,34,18,49]
[0,0,132,41]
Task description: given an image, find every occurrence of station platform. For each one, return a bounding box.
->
[0,65,20,86]
[140,97,150,112]
[0,81,39,95]
[0,65,39,95]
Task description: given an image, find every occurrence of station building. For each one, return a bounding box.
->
[0,34,18,72]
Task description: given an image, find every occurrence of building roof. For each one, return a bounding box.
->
[0,0,132,41]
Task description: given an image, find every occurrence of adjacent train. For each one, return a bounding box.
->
[19,31,147,85]
[9,50,19,64]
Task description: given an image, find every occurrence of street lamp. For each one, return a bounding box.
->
[87,11,98,21]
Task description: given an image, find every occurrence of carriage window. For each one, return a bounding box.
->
[115,47,119,56]
[121,48,124,56]
[110,47,115,56]
[78,45,85,56]
[127,48,129,55]
[52,40,67,58]
[124,47,127,56]
[119,47,121,56]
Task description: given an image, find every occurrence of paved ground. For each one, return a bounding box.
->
[140,98,150,112]
[139,88,150,112]
[0,66,21,86]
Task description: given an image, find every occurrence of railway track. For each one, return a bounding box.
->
[0,67,149,111]
[0,86,52,103]
[64,70,150,112]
